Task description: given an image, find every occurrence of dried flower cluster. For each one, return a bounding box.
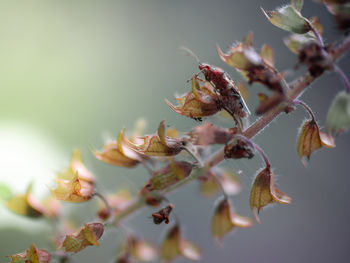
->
[3,0,350,262]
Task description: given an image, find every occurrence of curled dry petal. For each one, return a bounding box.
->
[8,243,51,263]
[166,77,221,119]
[297,119,335,166]
[211,198,252,242]
[124,121,185,156]
[188,122,234,146]
[61,222,104,253]
[94,130,140,168]
[160,225,201,262]
[249,167,291,223]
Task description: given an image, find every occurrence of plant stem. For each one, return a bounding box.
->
[333,64,350,93]
[293,99,316,121]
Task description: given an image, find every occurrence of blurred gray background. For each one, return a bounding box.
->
[0,1,349,262]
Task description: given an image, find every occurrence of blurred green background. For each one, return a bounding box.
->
[0,1,349,262]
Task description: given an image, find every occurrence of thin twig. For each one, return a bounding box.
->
[293,99,316,121]
[333,64,350,93]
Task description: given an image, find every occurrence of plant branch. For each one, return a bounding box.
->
[113,35,350,224]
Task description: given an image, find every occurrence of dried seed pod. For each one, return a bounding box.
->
[152,204,174,225]
[250,166,291,223]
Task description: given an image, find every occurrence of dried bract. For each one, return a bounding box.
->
[160,225,201,262]
[124,121,185,156]
[152,204,174,225]
[249,167,291,223]
[61,222,104,253]
[211,198,252,242]
[297,119,335,166]
[166,77,221,119]
[8,243,51,263]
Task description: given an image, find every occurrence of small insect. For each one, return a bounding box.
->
[180,46,250,125]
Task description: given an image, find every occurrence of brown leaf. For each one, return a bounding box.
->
[250,167,291,223]
[61,222,104,253]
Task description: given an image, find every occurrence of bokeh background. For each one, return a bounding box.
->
[0,1,349,262]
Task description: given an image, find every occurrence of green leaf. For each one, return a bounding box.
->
[326,91,350,134]
[261,5,311,34]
